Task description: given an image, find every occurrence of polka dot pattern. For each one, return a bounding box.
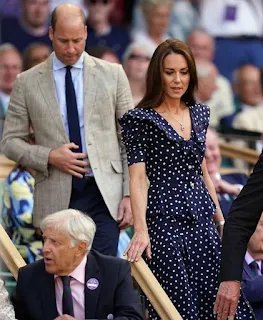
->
[119,105,255,319]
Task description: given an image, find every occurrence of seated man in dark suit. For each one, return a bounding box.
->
[242,212,263,319]
[12,209,143,320]
[205,128,247,218]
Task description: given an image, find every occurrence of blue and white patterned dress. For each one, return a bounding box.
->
[119,104,255,320]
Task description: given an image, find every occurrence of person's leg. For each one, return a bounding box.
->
[69,179,119,256]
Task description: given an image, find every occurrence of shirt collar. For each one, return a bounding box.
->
[245,251,258,265]
[69,254,87,284]
[53,53,84,71]
[54,254,87,284]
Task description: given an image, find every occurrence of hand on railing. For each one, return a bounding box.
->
[124,230,151,262]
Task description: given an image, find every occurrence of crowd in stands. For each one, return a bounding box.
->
[1,0,263,319]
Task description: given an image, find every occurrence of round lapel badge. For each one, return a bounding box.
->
[87,278,99,290]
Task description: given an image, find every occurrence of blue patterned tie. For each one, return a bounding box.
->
[65,66,85,191]
[61,276,74,316]
[249,261,260,277]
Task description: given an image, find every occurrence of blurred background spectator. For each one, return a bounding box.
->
[186,27,235,128]
[0,44,22,141]
[122,42,151,106]
[1,0,51,54]
[205,128,247,218]
[1,127,43,264]
[87,45,120,63]
[132,0,198,41]
[85,0,131,61]
[23,42,51,70]
[242,211,263,320]
[199,0,263,81]
[230,65,263,130]
[132,0,172,55]
[195,60,234,128]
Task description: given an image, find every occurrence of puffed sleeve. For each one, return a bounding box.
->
[118,112,148,166]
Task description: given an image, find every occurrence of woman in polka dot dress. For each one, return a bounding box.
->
[119,39,255,320]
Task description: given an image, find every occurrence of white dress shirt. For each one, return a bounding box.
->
[199,0,263,37]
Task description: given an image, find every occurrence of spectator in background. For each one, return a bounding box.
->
[1,0,51,54]
[84,0,130,61]
[87,45,120,63]
[205,128,247,218]
[132,0,198,41]
[195,60,227,128]
[231,65,263,132]
[2,127,43,264]
[199,0,263,81]
[132,0,172,55]
[23,43,51,70]
[122,42,151,106]
[186,28,235,128]
[242,212,263,320]
[0,44,22,141]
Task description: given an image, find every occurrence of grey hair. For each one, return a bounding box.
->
[141,0,173,16]
[186,27,215,51]
[40,209,96,253]
[0,43,19,55]
[122,42,152,63]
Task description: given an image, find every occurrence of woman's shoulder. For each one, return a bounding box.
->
[119,108,155,126]
[189,102,210,121]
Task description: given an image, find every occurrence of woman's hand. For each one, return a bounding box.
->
[217,223,224,239]
[124,230,151,262]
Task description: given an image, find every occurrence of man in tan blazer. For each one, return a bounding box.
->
[0,4,134,256]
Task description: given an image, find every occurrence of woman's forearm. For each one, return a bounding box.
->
[129,177,148,232]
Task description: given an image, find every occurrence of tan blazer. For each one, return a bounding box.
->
[0,52,134,226]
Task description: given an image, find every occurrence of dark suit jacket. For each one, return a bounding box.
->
[219,173,248,218]
[220,152,263,282]
[242,260,263,319]
[12,250,144,320]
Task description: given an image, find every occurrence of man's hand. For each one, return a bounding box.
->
[214,281,240,320]
[54,315,77,320]
[214,180,240,196]
[117,196,133,230]
[48,143,90,178]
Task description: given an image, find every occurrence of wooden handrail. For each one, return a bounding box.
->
[219,142,260,165]
[0,224,26,280]
[131,259,183,320]
[0,154,15,180]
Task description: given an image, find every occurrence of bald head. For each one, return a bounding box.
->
[186,28,214,61]
[51,4,86,31]
[233,64,262,106]
[49,4,87,66]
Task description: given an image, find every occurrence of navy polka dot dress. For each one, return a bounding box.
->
[119,104,255,320]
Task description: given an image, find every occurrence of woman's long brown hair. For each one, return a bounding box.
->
[136,38,198,109]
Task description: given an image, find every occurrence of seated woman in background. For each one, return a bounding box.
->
[1,129,42,264]
[205,128,248,218]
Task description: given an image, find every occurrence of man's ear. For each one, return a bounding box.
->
[49,26,54,41]
[76,241,88,256]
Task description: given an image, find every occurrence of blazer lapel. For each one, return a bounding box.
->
[243,261,254,279]
[84,251,101,319]
[83,53,101,132]
[37,53,68,141]
[39,268,58,319]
